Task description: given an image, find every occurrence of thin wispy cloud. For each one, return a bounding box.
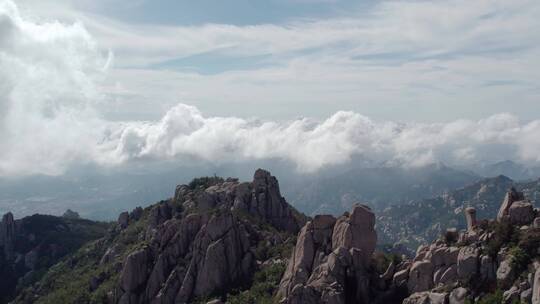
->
[2,0,540,177]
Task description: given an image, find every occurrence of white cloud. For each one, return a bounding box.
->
[2,0,540,177]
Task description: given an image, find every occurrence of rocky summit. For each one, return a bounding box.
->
[4,169,540,304]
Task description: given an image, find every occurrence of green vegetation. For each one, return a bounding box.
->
[226,262,285,304]
[470,289,503,304]
[486,220,519,259]
[188,175,224,190]
[15,210,150,304]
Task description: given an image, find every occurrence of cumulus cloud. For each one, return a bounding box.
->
[109,106,540,172]
[1,0,540,177]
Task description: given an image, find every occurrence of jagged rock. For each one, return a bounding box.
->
[100,244,119,265]
[130,207,143,221]
[394,268,410,286]
[381,261,396,281]
[522,288,533,304]
[532,267,540,304]
[437,264,457,286]
[508,201,535,225]
[464,207,477,231]
[1,212,16,260]
[118,212,129,229]
[533,217,540,229]
[403,292,448,304]
[24,249,39,270]
[120,248,152,293]
[456,247,479,281]
[277,205,377,304]
[497,258,516,290]
[408,261,434,293]
[449,287,469,304]
[503,286,520,304]
[332,204,377,259]
[150,203,172,228]
[249,169,304,232]
[497,188,525,222]
[479,255,496,282]
[62,209,80,219]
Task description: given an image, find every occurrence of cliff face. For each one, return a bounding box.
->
[277,204,380,304]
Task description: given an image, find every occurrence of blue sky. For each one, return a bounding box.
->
[84,0,374,26]
[14,0,540,122]
[2,0,540,176]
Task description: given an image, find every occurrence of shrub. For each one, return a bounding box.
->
[486,220,519,258]
[473,289,503,304]
[188,176,224,190]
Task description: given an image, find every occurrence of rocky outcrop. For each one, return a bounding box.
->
[118,212,130,229]
[508,200,535,225]
[116,208,257,304]
[114,169,306,304]
[393,188,540,304]
[464,207,477,231]
[277,204,383,304]
[0,212,16,260]
[532,267,540,304]
[497,187,526,221]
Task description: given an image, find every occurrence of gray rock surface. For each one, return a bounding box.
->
[277,204,377,304]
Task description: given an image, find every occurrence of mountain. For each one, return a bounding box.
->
[288,163,480,216]
[0,162,481,223]
[377,175,540,251]
[0,212,109,302]
[3,169,540,304]
[473,160,540,181]
[393,188,540,304]
[13,169,307,304]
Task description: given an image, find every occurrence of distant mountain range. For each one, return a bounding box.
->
[377,175,540,250]
[286,163,480,216]
[1,160,539,222]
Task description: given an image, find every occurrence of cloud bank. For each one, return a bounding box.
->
[1,0,540,177]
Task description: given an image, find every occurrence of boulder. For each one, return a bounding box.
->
[408,261,434,293]
[118,212,129,229]
[522,288,533,304]
[0,212,15,260]
[532,267,540,304]
[497,258,516,290]
[533,217,540,229]
[393,269,410,287]
[62,209,80,219]
[508,201,535,225]
[120,248,151,293]
[331,204,377,259]
[480,255,496,282]
[457,247,479,281]
[497,188,525,222]
[449,287,469,304]
[403,292,448,304]
[464,207,477,231]
[278,205,377,304]
[503,286,520,304]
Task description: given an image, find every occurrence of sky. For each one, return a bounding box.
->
[1,0,540,177]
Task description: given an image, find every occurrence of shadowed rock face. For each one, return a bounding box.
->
[277,204,378,304]
[0,212,15,261]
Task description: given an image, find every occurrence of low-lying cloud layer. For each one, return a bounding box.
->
[1,0,540,177]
